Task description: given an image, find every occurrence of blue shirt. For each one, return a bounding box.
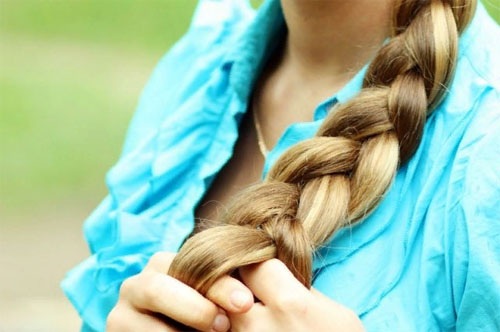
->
[62,1,500,331]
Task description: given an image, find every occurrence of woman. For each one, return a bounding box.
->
[63,0,500,331]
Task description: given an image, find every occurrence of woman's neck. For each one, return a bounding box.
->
[280,0,393,84]
[251,1,395,149]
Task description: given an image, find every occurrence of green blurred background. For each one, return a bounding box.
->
[0,0,498,330]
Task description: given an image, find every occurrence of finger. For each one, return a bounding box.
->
[107,302,180,332]
[206,275,254,313]
[144,252,176,272]
[239,259,309,309]
[228,303,269,332]
[122,272,229,332]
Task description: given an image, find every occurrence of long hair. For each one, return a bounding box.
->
[167,0,477,295]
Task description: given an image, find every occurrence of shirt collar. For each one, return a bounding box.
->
[313,65,369,120]
[223,0,285,102]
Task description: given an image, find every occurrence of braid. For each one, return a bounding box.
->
[168,0,476,294]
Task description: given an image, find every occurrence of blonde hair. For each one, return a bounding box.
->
[168,0,476,295]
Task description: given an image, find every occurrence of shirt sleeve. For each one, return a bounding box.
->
[121,0,253,156]
[450,89,500,331]
[60,1,253,331]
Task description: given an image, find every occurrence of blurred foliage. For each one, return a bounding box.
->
[0,0,498,216]
[483,0,500,20]
[0,0,197,53]
[0,0,198,214]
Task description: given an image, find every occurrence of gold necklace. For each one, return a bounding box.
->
[252,101,269,158]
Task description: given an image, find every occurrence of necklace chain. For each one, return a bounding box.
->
[252,104,269,158]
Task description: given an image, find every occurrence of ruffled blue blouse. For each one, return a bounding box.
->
[62,0,500,331]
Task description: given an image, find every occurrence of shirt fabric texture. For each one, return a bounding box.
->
[61,1,500,331]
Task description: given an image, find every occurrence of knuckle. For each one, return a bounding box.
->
[148,252,165,266]
[143,273,167,306]
[119,276,135,297]
[147,252,174,270]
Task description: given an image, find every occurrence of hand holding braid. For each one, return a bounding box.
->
[168,0,475,296]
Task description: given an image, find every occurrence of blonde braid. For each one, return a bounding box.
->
[168,0,476,295]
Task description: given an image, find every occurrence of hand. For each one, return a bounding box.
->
[229,259,365,332]
[107,252,254,332]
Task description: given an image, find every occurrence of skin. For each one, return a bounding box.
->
[230,260,364,332]
[107,252,253,332]
[107,252,364,332]
[257,0,393,150]
[107,0,393,330]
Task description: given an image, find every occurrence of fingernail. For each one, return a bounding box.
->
[212,313,230,332]
[230,290,250,309]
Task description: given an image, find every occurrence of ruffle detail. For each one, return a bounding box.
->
[61,1,257,330]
